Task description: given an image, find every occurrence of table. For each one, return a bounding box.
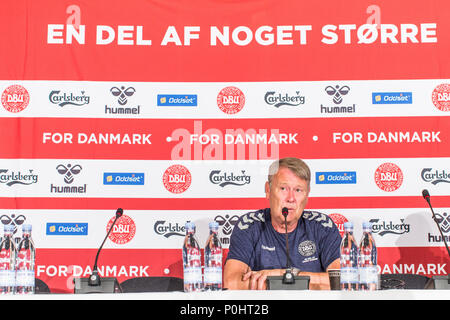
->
[3,289,450,300]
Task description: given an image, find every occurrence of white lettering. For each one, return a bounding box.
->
[161,26,182,46]
[37,264,151,278]
[321,23,438,44]
[117,25,135,45]
[76,133,151,144]
[66,24,85,44]
[96,25,115,45]
[47,24,64,44]
[210,25,312,46]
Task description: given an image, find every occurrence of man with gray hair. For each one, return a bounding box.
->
[224,157,341,290]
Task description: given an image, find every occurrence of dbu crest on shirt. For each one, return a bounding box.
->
[298,240,316,257]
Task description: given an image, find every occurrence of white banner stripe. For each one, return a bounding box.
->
[0,79,449,119]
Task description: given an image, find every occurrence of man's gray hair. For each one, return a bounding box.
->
[268,157,311,186]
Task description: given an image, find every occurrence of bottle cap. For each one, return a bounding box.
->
[4,224,14,233]
[362,221,372,230]
[185,221,195,231]
[209,221,219,230]
[343,221,353,230]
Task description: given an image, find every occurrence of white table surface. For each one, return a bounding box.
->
[3,289,450,300]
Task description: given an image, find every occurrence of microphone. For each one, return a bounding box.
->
[281,207,295,284]
[281,207,290,269]
[422,189,431,203]
[88,208,123,286]
[266,207,310,290]
[422,190,450,259]
[421,190,450,289]
[282,207,289,218]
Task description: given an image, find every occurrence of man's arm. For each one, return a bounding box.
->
[223,259,285,290]
[296,257,340,290]
[224,258,340,290]
[223,259,250,290]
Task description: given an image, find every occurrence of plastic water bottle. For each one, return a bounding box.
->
[204,222,222,291]
[358,222,378,291]
[0,225,16,294]
[340,222,359,291]
[15,224,35,294]
[182,222,202,292]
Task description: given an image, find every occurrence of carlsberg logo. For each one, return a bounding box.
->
[209,170,251,187]
[421,168,450,185]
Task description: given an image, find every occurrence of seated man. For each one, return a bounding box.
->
[224,157,341,290]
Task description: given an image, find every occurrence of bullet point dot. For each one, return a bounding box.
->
[166,136,172,142]
[313,135,319,141]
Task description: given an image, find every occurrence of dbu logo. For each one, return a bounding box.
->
[380,172,399,181]
[169,174,186,183]
[113,224,130,234]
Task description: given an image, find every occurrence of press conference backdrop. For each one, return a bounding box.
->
[0,0,449,293]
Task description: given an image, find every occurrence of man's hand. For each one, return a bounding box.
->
[224,259,285,290]
[242,269,284,290]
[224,258,340,290]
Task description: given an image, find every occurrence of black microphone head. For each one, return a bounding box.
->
[116,208,123,217]
[422,189,430,199]
[282,207,289,217]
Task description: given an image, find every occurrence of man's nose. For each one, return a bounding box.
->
[286,189,295,202]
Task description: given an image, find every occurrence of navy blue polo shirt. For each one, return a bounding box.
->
[226,208,341,272]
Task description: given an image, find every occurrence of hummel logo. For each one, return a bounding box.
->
[110,86,136,105]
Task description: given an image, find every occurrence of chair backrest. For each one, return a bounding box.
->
[120,277,184,293]
[35,278,51,294]
[380,273,431,289]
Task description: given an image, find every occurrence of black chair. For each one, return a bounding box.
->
[35,278,51,294]
[120,277,183,293]
[380,273,431,289]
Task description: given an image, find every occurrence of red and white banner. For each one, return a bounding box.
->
[1,0,450,293]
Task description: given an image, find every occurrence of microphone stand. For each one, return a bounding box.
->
[88,210,122,286]
[73,208,123,293]
[423,191,450,260]
[423,191,450,288]
[282,211,295,284]
[266,208,310,290]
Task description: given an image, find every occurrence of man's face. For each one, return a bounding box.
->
[265,167,310,227]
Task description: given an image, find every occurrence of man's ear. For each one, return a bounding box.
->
[265,181,270,200]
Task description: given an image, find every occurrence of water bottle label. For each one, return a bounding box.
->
[16,270,35,287]
[0,252,11,269]
[0,270,15,286]
[17,250,32,269]
[187,251,201,267]
[359,266,378,284]
[183,267,202,284]
[340,267,358,283]
[208,254,222,267]
[204,267,222,284]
